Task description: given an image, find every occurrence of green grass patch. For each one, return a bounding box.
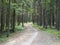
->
[0,25,25,43]
[33,24,60,38]
[33,24,45,31]
[15,25,24,31]
[0,36,8,43]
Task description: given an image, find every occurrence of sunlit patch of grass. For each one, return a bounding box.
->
[15,25,24,31]
[33,24,45,31]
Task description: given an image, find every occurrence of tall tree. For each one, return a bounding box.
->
[6,0,10,37]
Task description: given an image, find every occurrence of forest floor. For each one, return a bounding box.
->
[0,23,60,45]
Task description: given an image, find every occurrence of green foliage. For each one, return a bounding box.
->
[0,36,7,42]
[0,25,24,42]
[10,0,34,16]
[15,25,24,31]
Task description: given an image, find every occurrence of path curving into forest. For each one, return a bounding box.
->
[1,23,60,45]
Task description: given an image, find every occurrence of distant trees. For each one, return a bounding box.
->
[0,0,33,37]
[56,0,60,30]
[0,0,60,37]
[32,0,60,30]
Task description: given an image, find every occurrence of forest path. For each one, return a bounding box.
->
[1,23,60,45]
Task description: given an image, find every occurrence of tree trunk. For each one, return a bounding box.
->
[6,0,10,37]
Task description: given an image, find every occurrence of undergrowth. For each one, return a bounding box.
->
[0,25,24,43]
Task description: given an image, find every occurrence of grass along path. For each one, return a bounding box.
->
[0,23,60,45]
[33,24,60,39]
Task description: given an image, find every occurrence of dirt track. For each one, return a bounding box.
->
[1,23,60,45]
